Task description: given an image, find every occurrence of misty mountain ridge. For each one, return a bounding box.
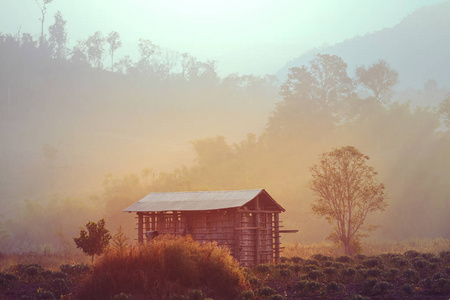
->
[277,1,450,106]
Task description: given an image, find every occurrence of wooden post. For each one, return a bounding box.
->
[173,211,178,234]
[151,212,156,231]
[145,216,150,236]
[274,212,280,264]
[255,197,260,265]
[157,212,163,232]
[234,210,240,262]
[137,212,144,244]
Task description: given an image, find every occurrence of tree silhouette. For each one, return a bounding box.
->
[310,146,388,256]
[111,225,130,254]
[74,219,111,263]
[356,60,398,103]
[34,0,53,47]
[106,31,122,71]
[439,95,450,128]
[85,31,105,68]
[48,11,67,59]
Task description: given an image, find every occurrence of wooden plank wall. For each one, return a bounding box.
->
[135,209,282,266]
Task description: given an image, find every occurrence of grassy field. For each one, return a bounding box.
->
[1,238,449,299]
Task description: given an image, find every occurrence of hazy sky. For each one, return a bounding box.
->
[2,0,448,76]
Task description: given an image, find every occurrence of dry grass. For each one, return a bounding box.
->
[77,235,247,300]
[0,252,89,271]
[283,238,450,258]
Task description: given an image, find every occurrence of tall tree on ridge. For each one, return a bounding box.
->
[85,31,105,68]
[34,0,53,47]
[106,31,122,72]
[356,60,399,104]
[48,11,67,59]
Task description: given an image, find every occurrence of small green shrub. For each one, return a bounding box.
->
[23,265,44,277]
[332,262,345,269]
[341,268,356,278]
[248,277,261,287]
[354,254,367,261]
[402,268,420,283]
[290,256,303,264]
[113,293,133,300]
[302,264,318,272]
[439,251,450,263]
[321,260,333,268]
[188,289,204,300]
[255,264,272,274]
[304,281,325,295]
[404,250,420,259]
[240,290,254,300]
[346,294,370,300]
[356,269,368,280]
[390,257,409,268]
[430,278,450,294]
[385,268,399,281]
[366,268,382,278]
[323,267,338,278]
[257,286,276,297]
[274,263,290,270]
[0,272,17,289]
[277,269,292,279]
[326,281,345,293]
[307,270,324,281]
[400,283,414,295]
[373,281,393,295]
[412,258,430,270]
[362,258,381,268]
[336,255,353,264]
[35,288,55,300]
[280,257,289,263]
[311,254,333,262]
[60,264,90,277]
[420,253,436,261]
[362,278,379,295]
[303,259,319,266]
[49,278,70,298]
[293,280,307,291]
[289,264,301,273]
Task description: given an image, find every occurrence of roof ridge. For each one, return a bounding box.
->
[148,189,264,194]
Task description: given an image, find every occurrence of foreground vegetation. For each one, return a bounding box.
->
[247,250,450,299]
[1,238,450,299]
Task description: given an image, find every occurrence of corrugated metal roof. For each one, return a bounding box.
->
[123,189,282,212]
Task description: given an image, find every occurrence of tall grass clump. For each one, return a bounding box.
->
[77,235,246,300]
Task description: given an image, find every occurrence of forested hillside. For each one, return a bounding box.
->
[277,1,450,104]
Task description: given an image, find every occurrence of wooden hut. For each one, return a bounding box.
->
[124,189,295,266]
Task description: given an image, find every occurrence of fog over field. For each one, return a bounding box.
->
[0,0,449,253]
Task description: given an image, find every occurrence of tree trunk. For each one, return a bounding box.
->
[343,240,354,256]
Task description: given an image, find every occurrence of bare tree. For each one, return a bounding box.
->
[106,31,122,71]
[356,60,399,104]
[310,146,388,255]
[34,0,53,47]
